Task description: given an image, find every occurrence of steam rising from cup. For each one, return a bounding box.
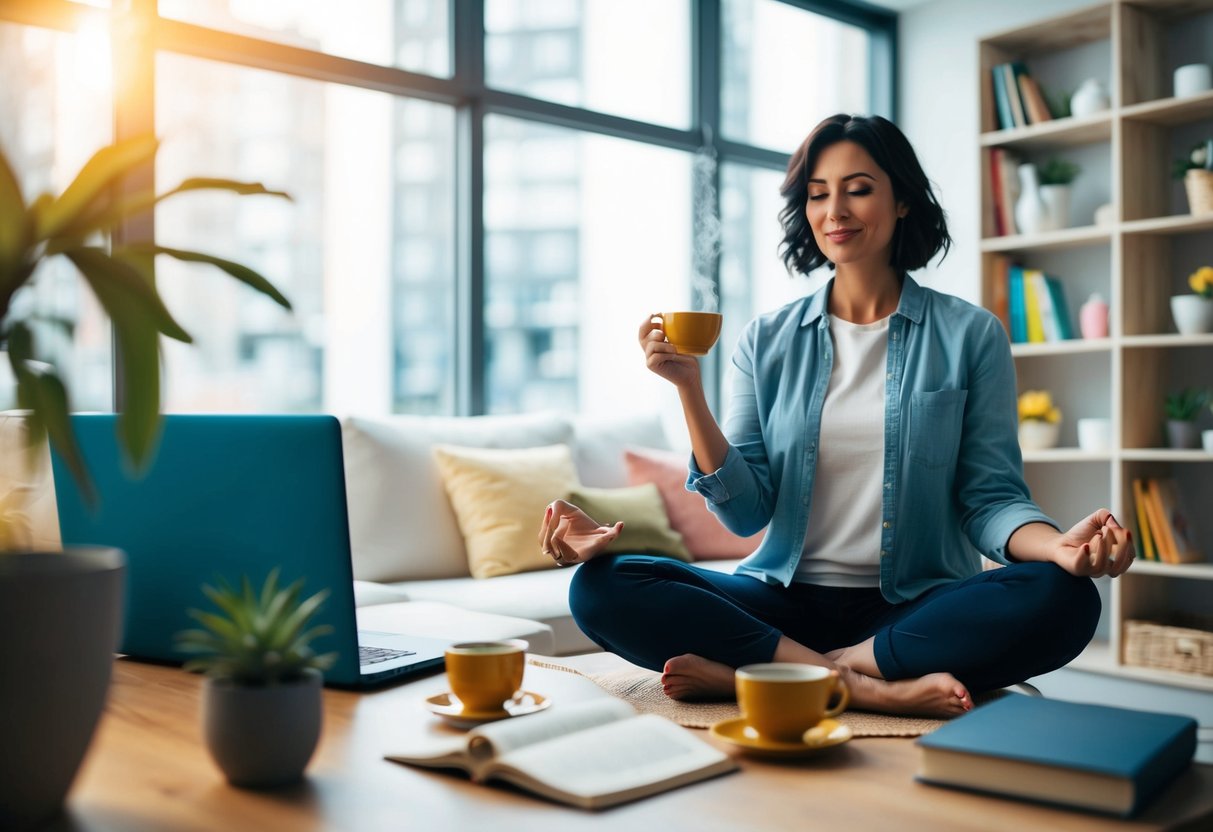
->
[692,150,721,313]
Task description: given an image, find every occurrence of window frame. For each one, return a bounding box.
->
[1,0,897,416]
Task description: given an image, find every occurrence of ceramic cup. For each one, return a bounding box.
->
[1076,417,1112,452]
[1174,64,1213,98]
[735,663,849,743]
[655,311,723,356]
[1203,430,1213,453]
[444,640,527,714]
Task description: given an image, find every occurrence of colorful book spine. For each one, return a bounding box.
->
[1144,479,1175,564]
[1023,270,1046,343]
[1030,271,1059,341]
[989,149,1006,235]
[991,255,1010,335]
[1044,277,1074,340]
[1132,478,1157,562]
[1002,64,1027,128]
[992,65,1015,130]
[1008,62,1031,127]
[1008,266,1027,343]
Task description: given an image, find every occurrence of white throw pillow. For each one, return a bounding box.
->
[569,412,669,487]
[341,413,573,582]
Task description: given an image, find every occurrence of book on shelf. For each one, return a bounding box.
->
[1001,267,1073,344]
[1043,276,1074,340]
[990,254,1010,336]
[1018,74,1053,125]
[994,148,1020,236]
[1008,266,1028,343]
[1142,477,1176,564]
[991,64,1016,130]
[1150,477,1203,564]
[1022,269,1046,343]
[1002,63,1028,128]
[1132,478,1158,562]
[988,149,1006,236]
[916,694,1198,818]
[386,698,737,810]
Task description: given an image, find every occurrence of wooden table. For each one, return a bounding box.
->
[56,658,1213,831]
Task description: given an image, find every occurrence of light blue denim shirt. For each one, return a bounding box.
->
[687,275,1056,603]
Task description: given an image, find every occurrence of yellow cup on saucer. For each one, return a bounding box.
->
[735,663,849,743]
[444,640,527,714]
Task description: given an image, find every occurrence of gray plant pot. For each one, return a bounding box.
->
[0,548,125,831]
[203,669,323,788]
[1166,419,1201,449]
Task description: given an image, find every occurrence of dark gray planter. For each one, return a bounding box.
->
[203,669,323,788]
[1166,419,1201,449]
[0,548,125,831]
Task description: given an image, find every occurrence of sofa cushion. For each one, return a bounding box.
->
[624,447,765,560]
[570,412,669,487]
[341,413,573,582]
[354,600,555,656]
[387,557,745,656]
[433,443,578,579]
[565,483,691,562]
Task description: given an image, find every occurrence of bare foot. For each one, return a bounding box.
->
[660,654,736,701]
[839,666,972,718]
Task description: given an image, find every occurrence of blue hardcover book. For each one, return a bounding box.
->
[1044,276,1074,340]
[916,694,1197,818]
[991,64,1015,130]
[1008,266,1027,343]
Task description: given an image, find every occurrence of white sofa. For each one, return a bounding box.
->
[5,410,745,657]
[340,411,744,655]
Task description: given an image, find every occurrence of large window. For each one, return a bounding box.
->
[0,0,894,418]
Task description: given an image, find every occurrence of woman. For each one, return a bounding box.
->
[538,114,1133,717]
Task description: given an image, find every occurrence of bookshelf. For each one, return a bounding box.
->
[979,0,1213,691]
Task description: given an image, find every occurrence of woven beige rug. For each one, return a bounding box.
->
[528,657,978,738]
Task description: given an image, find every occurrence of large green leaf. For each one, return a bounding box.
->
[6,321,94,504]
[123,244,293,311]
[65,247,192,343]
[59,177,292,241]
[0,145,28,272]
[33,134,159,241]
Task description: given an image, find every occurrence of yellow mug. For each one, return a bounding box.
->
[735,663,849,743]
[444,640,528,714]
[655,311,723,356]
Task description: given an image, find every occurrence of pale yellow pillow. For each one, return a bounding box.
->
[432,443,578,579]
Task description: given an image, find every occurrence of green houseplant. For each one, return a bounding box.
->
[0,134,291,829]
[176,569,335,787]
[1164,387,1211,449]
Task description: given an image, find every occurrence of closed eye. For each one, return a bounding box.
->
[808,188,873,201]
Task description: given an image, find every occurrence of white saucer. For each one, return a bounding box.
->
[425,691,550,728]
[709,717,853,758]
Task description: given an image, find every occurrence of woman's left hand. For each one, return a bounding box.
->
[1052,509,1134,578]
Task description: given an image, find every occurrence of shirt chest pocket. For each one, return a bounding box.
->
[908,389,968,470]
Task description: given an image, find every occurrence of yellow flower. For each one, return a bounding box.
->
[1188,266,1213,298]
[1018,390,1061,423]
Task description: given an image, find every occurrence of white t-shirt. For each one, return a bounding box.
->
[794,313,888,588]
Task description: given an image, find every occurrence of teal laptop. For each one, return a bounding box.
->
[51,414,448,687]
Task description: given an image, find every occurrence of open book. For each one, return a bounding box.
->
[387,698,737,809]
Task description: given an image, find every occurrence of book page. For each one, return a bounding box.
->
[491,714,734,803]
[467,698,636,761]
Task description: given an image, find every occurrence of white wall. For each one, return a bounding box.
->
[895,0,1096,303]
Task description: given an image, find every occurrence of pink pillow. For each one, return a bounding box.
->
[623,447,764,560]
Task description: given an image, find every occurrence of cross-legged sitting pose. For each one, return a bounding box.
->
[537,114,1134,718]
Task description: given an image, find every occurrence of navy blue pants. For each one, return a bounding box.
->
[569,555,1100,693]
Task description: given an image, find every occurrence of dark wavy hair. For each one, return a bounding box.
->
[778,114,951,276]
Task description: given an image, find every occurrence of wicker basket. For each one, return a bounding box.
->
[1123,618,1213,677]
[1184,169,1213,216]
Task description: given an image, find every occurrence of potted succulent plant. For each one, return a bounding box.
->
[1171,265,1213,335]
[0,135,290,829]
[1163,387,1211,450]
[176,569,336,788]
[1037,158,1081,231]
[1018,389,1062,451]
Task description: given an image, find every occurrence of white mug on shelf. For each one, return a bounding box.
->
[1203,430,1213,453]
[1174,63,1213,98]
[1076,417,1112,452]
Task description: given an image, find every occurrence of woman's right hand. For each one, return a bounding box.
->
[640,315,702,390]
[537,499,623,567]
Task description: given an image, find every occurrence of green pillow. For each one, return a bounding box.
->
[565,483,692,562]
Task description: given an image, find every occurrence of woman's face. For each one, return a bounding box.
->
[805,140,907,272]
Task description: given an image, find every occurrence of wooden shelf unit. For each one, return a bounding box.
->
[978,0,1213,689]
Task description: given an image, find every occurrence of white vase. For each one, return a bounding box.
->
[1014,164,1046,236]
[1070,78,1110,118]
[1039,184,1071,231]
[1018,420,1060,451]
[1170,294,1213,335]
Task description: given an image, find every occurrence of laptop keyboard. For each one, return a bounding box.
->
[359,645,417,666]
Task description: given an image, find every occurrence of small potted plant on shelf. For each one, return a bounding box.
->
[1037,158,1081,231]
[1162,387,1211,450]
[1171,265,1213,335]
[176,568,336,789]
[1018,389,1062,451]
[1172,138,1213,215]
